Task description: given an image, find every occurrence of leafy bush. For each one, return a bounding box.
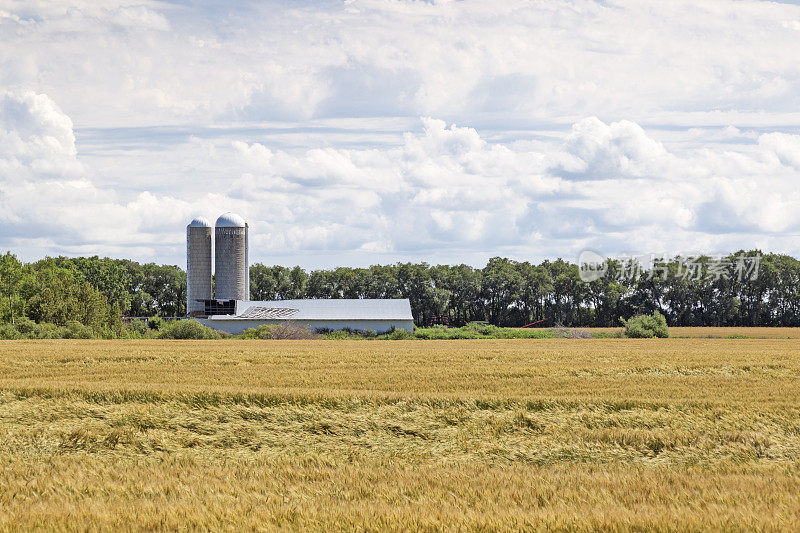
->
[14,318,37,335]
[147,317,164,330]
[0,317,156,340]
[0,319,64,339]
[158,320,222,340]
[239,323,317,340]
[122,319,151,338]
[320,323,571,340]
[239,325,273,339]
[413,324,553,340]
[622,312,669,338]
[317,327,380,339]
[592,330,625,339]
[319,329,355,340]
[30,322,69,339]
[385,328,415,340]
[0,323,21,339]
[64,321,94,339]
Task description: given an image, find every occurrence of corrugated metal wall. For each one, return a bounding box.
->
[215,225,248,300]
[200,318,415,335]
[186,225,212,315]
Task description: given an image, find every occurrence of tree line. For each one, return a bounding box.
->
[0,250,796,330]
[250,250,787,327]
[0,254,185,333]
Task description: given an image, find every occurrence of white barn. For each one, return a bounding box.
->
[197,298,414,334]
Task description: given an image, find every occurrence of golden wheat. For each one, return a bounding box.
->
[1,338,799,530]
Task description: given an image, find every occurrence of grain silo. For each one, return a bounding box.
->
[186,216,213,316]
[214,212,249,301]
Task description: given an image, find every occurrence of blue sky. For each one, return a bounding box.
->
[1,0,800,267]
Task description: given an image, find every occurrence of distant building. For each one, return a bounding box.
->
[198,298,414,334]
[186,214,414,333]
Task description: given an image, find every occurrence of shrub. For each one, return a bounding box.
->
[0,319,66,339]
[320,329,355,340]
[64,321,94,339]
[622,311,669,338]
[158,320,222,340]
[385,328,415,340]
[413,324,553,340]
[316,327,415,340]
[31,322,69,339]
[14,317,36,335]
[318,327,380,339]
[593,330,625,339]
[240,323,317,340]
[0,323,21,339]
[239,325,273,339]
[123,319,150,338]
[147,317,164,330]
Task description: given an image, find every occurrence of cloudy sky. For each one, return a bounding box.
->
[2,0,800,268]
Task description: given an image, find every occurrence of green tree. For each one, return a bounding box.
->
[25,262,110,329]
[0,252,23,324]
[481,257,522,326]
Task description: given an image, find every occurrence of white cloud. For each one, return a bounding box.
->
[219,115,800,262]
[758,132,800,170]
[554,118,672,180]
[3,87,800,265]
[3,0,800,128]
[0,91,78,172]
[105,5,169,30]
[1,1,800,265]
[0,90,216,259]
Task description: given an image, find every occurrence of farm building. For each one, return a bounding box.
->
[187,214,414,333]
[197,298,414,334]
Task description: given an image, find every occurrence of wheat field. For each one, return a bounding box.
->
[2,338,800,530]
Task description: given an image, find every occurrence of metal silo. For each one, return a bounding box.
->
[214,212,249,301]
[186,216,212,316]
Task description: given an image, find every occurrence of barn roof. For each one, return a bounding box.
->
[217,298,413,321]
[237,307,300,319]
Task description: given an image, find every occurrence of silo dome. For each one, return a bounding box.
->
[215,212,246,228]
[188,216,212,228]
